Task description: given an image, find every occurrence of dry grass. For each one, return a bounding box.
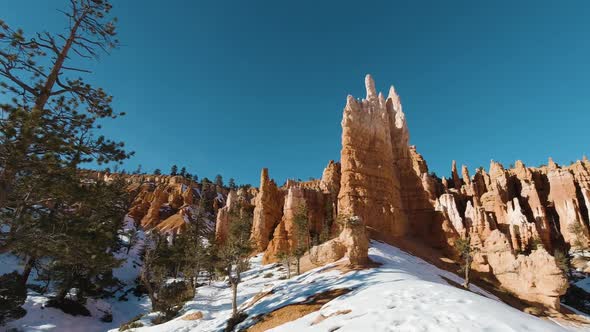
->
[181,311,203,321]
[246,288,350,332]
[311,309,352,325]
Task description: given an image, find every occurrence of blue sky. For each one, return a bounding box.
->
[3,1,590,185]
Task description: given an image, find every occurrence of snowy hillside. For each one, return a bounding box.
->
[119,241,588,332]
[3,217,150,332]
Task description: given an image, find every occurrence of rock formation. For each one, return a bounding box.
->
[338,75,409,240]
[309,217,369,267]
[117,75,590,312]
[215,190,238,244]
[251,169,284,252]
[481,230,568,309]
[330,76,577,309]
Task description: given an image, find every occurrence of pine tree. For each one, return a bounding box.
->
[216,207,253,318]
[292,205,310,275]
[0,0,132,317]
[154,168,162,175]
[568,222,588,254]
[180,167,187,177]
[0,0,129,208]
[170,165,178,176]
[214,174,223,187]
[276,251,292,279]
[455,236,478,288]
[228,178,237,190]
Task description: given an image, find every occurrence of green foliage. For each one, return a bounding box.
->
[454,236,478,288]
[45,298,91,317]
[215,205,253,318]
[215,174,223,187]
[170,165,178,176]
[293,205,309,259]
[292,205,310,275]
[553,250,570,274]
[154,169,161,175]
[0,1,132,319]
[568,222,587,253]
[228,178,237,190]
[140,205,212,315]
[275,251,292,279]
[224,312,248,332]
[119,315,144,331]
[0,272,27,324]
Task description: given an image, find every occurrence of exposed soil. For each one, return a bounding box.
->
[246,288,351,332]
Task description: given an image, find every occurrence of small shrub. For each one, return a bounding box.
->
[46,298,91,317]
[119,314,143,331]
[263,273,273,278]
[119,321,144,331]
[278,276,287,280]
[0,272,27,324]
[225,312,248,332]
[100,312,113,323]
[152,280,194,319]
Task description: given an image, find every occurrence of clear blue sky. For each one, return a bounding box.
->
[3,1,590,185]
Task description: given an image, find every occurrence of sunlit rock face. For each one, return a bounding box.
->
[337,75,409,240]
[330,76,581,309]
[250,168,284,252]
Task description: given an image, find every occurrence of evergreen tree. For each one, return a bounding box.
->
[568,222,588,254]
[455,236,478,288]
[554,250,571,278]
[154,168,162,175]
[214,174,223,187]
[292,205,310,275]
[0,0,132,318]
[216,207,253,318]
[228,178,237,190]
[276,251,292,279]
[0,0,129,208]
[170,165,178,176]
[180,167,187,177]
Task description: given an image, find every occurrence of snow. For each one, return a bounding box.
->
[576,278,590,293]
[4,215,150,332]
[122,241,583,332]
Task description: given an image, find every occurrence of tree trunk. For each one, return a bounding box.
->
[231,281,238,318]
[463,257,470,288]
[56,279,72,302]
[285,259,290,279]
[20,256,36,288]
[34,16,84,112]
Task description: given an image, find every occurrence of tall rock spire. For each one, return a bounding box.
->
[365,74,377,100]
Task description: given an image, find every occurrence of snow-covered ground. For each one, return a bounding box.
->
[3,216,151,332]
[120,241,588,332]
